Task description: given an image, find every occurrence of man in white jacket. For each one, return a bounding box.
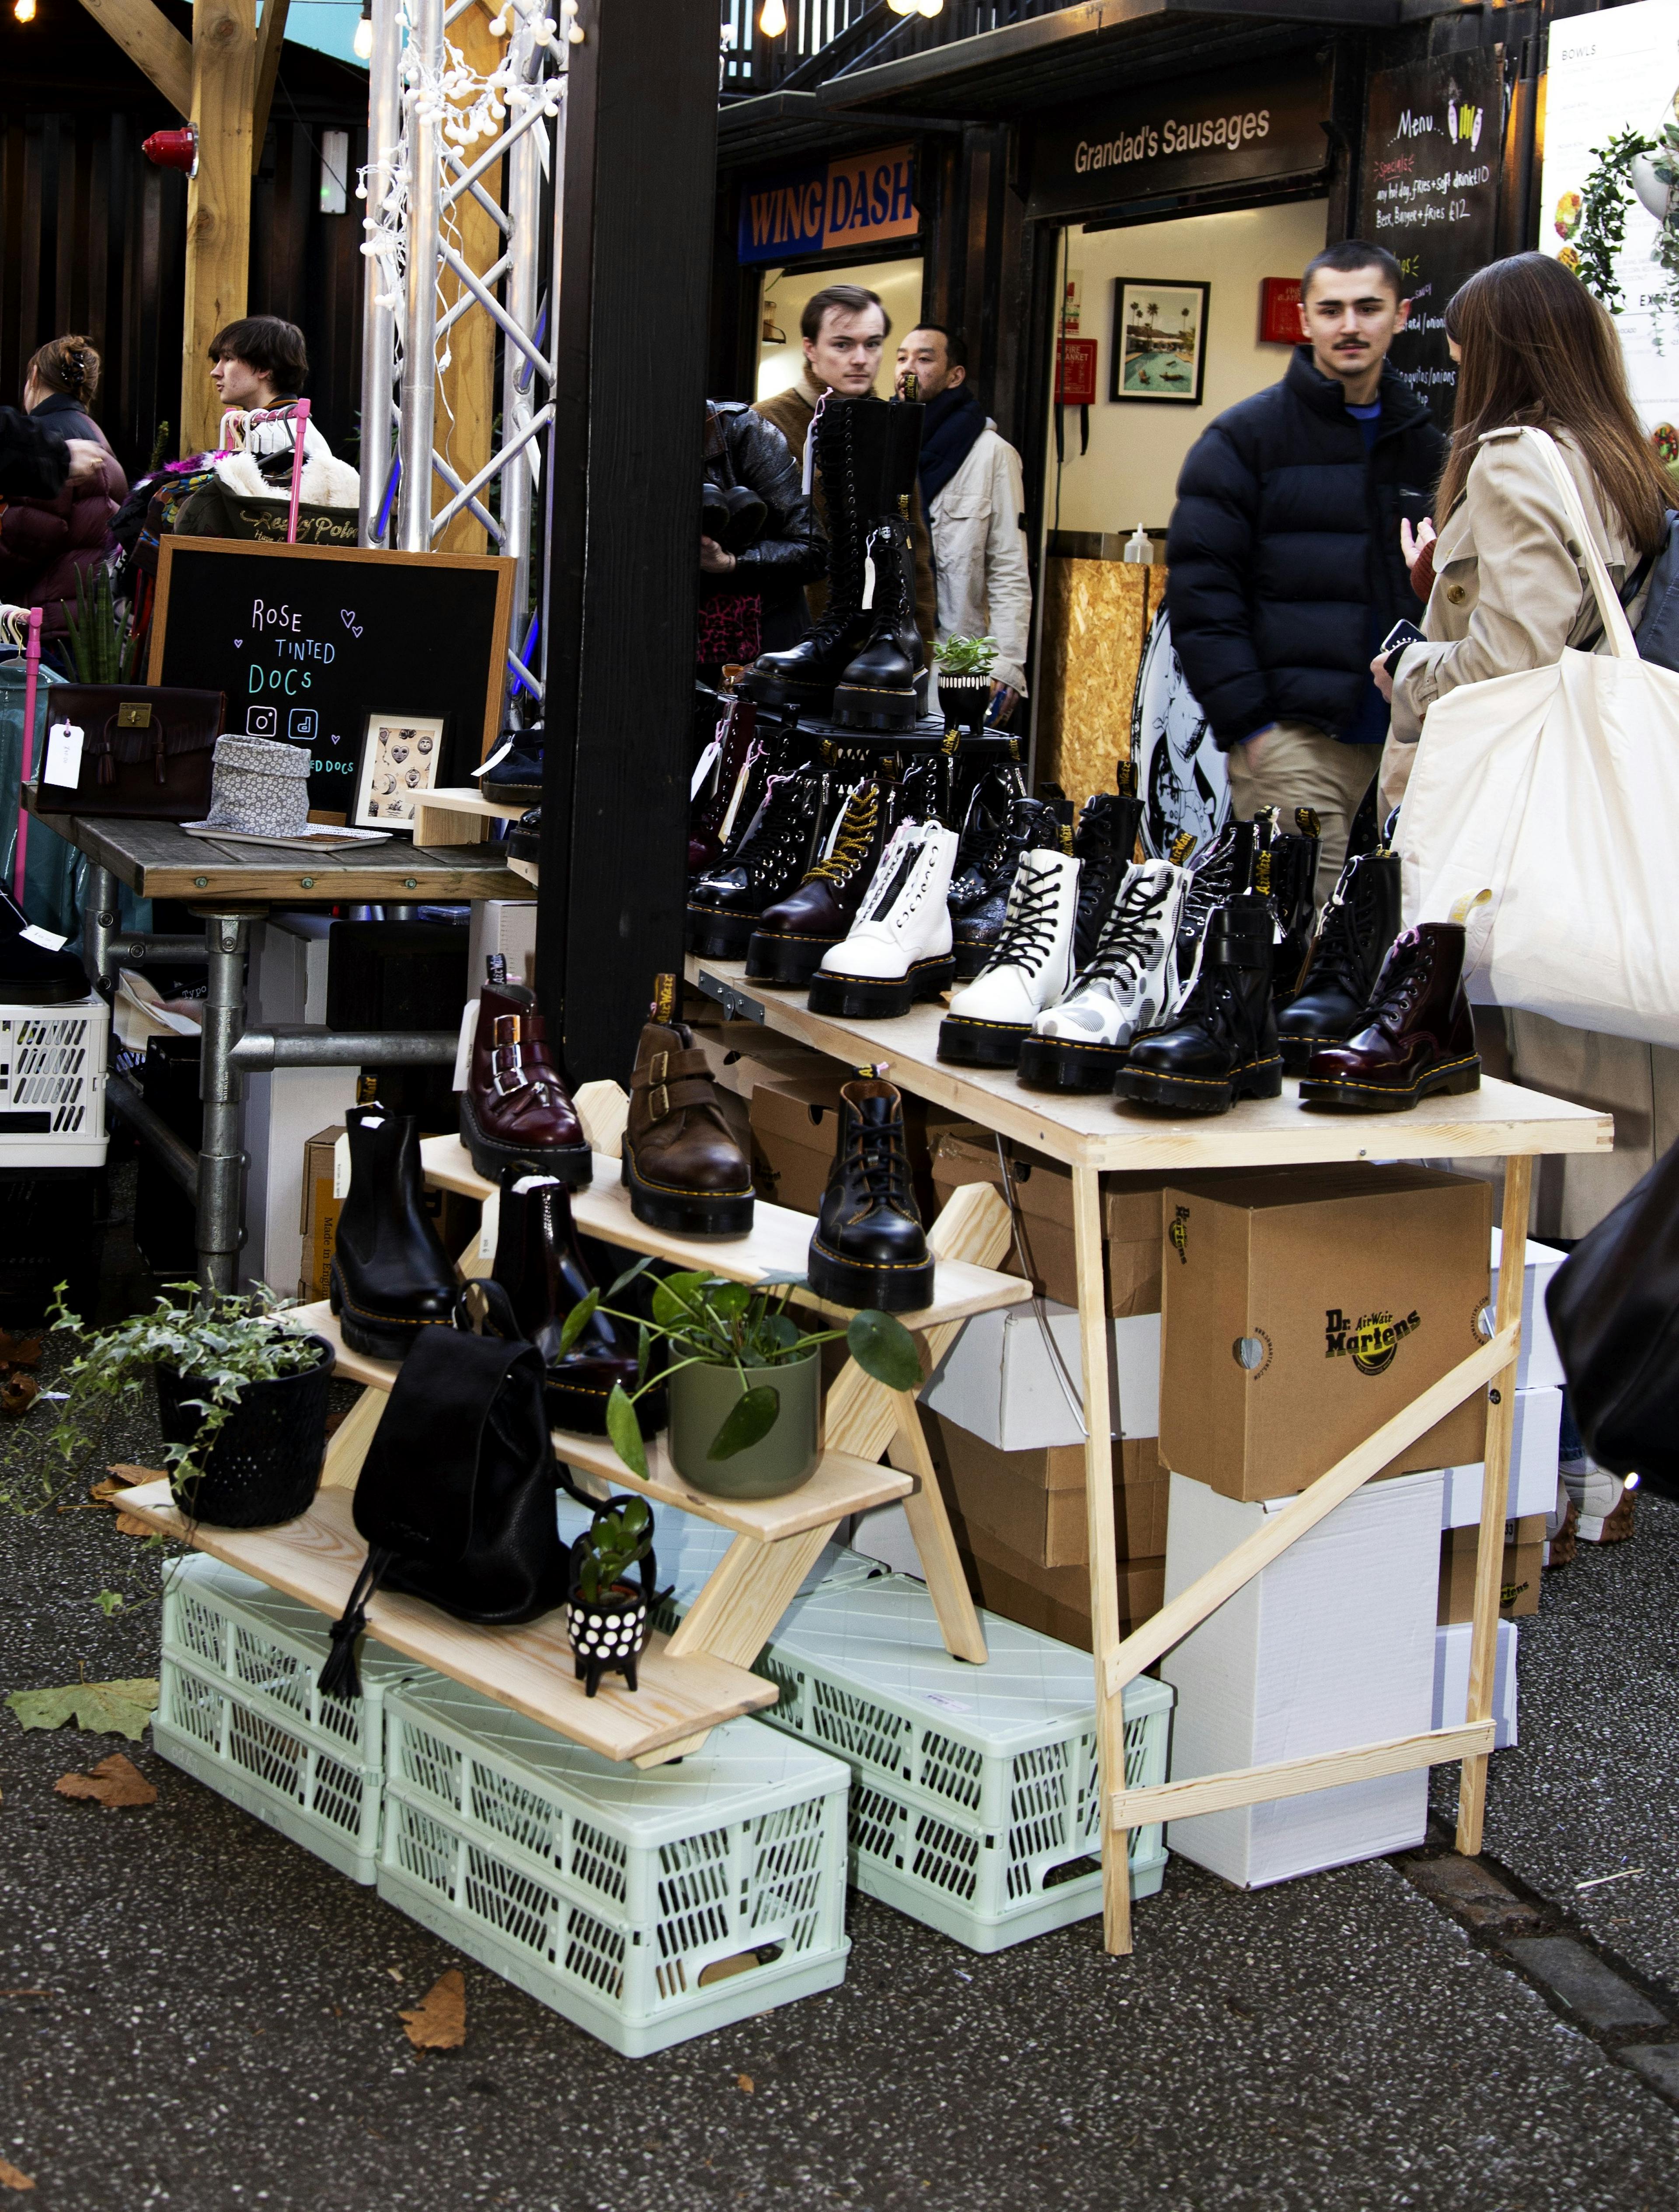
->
[895,325,1032,713]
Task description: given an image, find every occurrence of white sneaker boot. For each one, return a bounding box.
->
[937,847,1080,1067]
[809,821,958,1018]
[1561,1454,1637,1543]
[1017,859,1191,1092]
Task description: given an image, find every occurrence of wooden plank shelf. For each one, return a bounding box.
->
[418,1136,1031,1330]
[118,1478,776,1763]
[684,955,1613,1172]
[411,785,527,850]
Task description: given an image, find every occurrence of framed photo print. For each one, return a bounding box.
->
[354,712,446,828]
[1111,280,1210,404]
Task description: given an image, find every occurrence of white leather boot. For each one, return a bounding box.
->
[1017,859,1191,1092]
[809,821,958,1018]
[937,847,1080,1067]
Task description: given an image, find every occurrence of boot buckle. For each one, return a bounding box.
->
[647,1050,671,1121]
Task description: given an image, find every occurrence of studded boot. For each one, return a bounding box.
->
[459,960,591,1186]
[946,768,1019,913]
[492,1170,646,1435]
[329,1105,458,1361]
[1115,895,1282,1114]
[745,776,894,987]
[950,793,1063,980]
[1276,849,1404,1072]
[1299,921,1481,1111]
[1253,806,1322,1005]
[806,1073,934,1313]
[622,978,755,1236]
[686,761,828,959]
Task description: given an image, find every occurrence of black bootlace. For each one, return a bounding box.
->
[983,864,1062,977]
[1307,873,1378,995]
[1364,936,1427,1026]
[728,774,811,876]
[853,1123,914,1214]
[1077,871,1173,990]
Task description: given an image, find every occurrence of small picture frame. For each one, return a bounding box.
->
[1111,280,1210,405]
[354,713,446,828]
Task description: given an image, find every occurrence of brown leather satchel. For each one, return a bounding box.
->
[32,686,225,820]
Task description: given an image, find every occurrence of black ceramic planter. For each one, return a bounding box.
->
[935,671,992,736]
[566,1577,650,1697]
[155,1335,333,1528]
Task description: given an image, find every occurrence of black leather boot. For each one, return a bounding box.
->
[1071,778,1146,972]
[1115,896,1282,1115]
[833,396,926,733]
[740,396,887,717]
[946,768,1019,911]
[1277,849,1404,1072]
[492,1170,651,1435]
[1253,806,1321,1005]
[329,1106,458,1360]
[950,793,1062,980]
[0,887,88,1003]
[745,776,894,986]
[686,761,829,959]
[1174,816,1256,984]
[806,1075,934,1314]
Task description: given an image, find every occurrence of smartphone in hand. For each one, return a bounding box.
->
[1380,619,1426,661]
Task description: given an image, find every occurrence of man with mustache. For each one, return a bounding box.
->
[1166,241,1445,902]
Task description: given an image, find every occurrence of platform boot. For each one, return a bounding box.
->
[1017,858,1191,1092]
[1070,770,1146,974]
[745,776,894,988]
[459,959,591,1186]
[832,395,927,733]
[1276,848,1404,1072]
[806,1072,934,1314]
[329,1105,458,1361]
[1299,921,1481,1111]
[950,792,1063,980]
[685,758,829,959]
[1174,815,1257,984]
[938,846,1081,1067]
[492,1170,646,1435]
[688,676,758,875]
[622,977,755,1236]
[809,819,959,1018]
[1115,895,1282,1114]
[1253,805,1321,1005]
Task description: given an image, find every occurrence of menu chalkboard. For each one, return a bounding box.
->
[150,539,516,818]
[1359,53,1501,434]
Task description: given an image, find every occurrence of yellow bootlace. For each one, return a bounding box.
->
[805,786,879,883]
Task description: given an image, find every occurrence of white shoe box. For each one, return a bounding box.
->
[1490,1228,1566,1391]
[467,899,537,992]
[243,917,357,1292]
[922,1302,1160,1450]
[1159,1465,1442,1889]
[1437,1385,1562,1527]
[1432,1619,1518,1750]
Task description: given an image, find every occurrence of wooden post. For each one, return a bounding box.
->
[435,0,506,556]
[182,0,257,456]
[1456,1151,1534,1855]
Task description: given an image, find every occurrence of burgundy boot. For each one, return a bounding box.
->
[459,956,591,1184]
[1298,921,1481,1111]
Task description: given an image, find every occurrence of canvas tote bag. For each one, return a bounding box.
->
[1397,425,1679,1048]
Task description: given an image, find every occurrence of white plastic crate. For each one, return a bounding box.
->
[754,1572,1173,1952]
[0,992,108,1165]
[378,1677,850,2058]
[157,1555,428,1884]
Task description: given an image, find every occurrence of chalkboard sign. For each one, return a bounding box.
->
[150,539,516,819]
[1359,53,1501,434]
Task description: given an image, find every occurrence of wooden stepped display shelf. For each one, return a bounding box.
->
[410,785,526,848]
[114,1479,774,1764]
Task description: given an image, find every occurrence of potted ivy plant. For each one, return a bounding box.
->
[934,634,999,735]
[559,1264,921,1500]
[566,1494,657,1697]
[44,1283,333,1528]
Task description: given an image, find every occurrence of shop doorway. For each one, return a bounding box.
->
[755,254,924,401]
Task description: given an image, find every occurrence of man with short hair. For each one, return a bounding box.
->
[754,283,935,644]
[167,313,356,540]
[1167,240,1447,899]
[208,316,311,415]
[895,322,1031,713]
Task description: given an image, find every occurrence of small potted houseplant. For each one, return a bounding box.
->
[45,1283,333,1528]
[934,634,999,735]
[560,1264,921,1500]
[566,1493,658,1697]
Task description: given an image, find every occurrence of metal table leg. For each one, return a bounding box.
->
[197,911,252,1295]
[82,864,119,991]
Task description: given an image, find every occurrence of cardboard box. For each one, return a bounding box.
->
[926,1414,1168,1568]
[1439,1386,1562,1527]
[1432,1619,1518,1749]
[1438,1519,1545,1622]
[1160,1466,1443,1888]
[298,1124,345,1301]
[923,1302,1160,1450]
[956,1529,1166,1655]
[930,1135,1167,1316]
[1490,1227,1567,1391]
[750,1075,960,1221]
[1160,1165,1492,1502]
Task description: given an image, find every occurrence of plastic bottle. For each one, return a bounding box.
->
[1123,525,1153,564]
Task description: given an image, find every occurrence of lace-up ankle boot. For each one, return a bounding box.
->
[1299,921,1480,1111]
[330,1105,458,1360]
[686,761,828,958]
[1276,849,1403,1071]
[1018,859,1191,1092]
[493,1170,644,1434]
[622,980,755,1236]
[938,847,1081,1066]
[460,959,591,1184]
[806,1073,934,1313]
[740,396,888,717]
[951,793,1062,980]
[1253,805,1322,1002]
[946,768,1017,908]
[1071,780,1146,972]
[809,820,958,1018]
[1115,895,1282,1114]
[746,777,893,987]
[1174,816,1256,984]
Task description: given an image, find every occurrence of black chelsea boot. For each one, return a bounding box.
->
[329,1106,459,1360]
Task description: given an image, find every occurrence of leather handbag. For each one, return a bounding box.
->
[1398,425,1679,1047]
[32,685,224,821]
[1546,1139,1679,1500]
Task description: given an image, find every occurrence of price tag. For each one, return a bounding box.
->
[477,1189,500,1260]
[476,741,513,778]
[43,722,84,789]
[19,925,67,951]
[690,737,721,801]
[333,1130,351,1199]
[453,998,479,1092]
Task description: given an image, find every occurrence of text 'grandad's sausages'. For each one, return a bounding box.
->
[1074,110,1271,174]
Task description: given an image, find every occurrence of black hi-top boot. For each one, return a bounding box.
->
[1071,773,1146,972]
[1174,815,1256,984]
[805,1074,934,1314]
[329,1106,458,1360]
[685,759,829,959]
[833,397,927,734]
[1115,895,1282,1115]
[740,396,886,718]
[1277,848,1404,1072]
[1253,806,1322,1005]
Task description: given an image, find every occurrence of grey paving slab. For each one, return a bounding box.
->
[1504,1938,1668,2032]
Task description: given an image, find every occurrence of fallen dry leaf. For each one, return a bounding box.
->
[0,1374,38,1419]
[114,1513,153,1537]
[0,1332,42,1367]
[737,2074,755,2094]
[7,1680,159,1741]
[0,2156,35,2189]
[107,1464,163,1488]
[54,1753,157,1808]
[400,1969,465,2050]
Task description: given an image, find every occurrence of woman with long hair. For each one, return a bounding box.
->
[0,334,126,635]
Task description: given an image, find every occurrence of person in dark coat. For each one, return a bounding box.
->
[0,406,103,502]
[1165,240,1448,900]
[0,335,126,635]
[697,399,823,675]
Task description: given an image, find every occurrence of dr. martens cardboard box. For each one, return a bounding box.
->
[1160,1165,1492,1503]
[926,1413,1170,1569]
[1438,1517,1545,1622]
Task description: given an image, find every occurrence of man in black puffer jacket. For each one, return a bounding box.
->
[1166,240,1446,900]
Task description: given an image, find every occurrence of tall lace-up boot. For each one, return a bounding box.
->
[1299,921,1481,1111]
[806,1072,934,1313]
[809,820,958,1018]
[938,847,1081,1067]
[1174,815,1256,984]
[1115,895,1282,1114]
[685,761,829,959]
[950,793,1062,980]
[833,395,927,733]
[460,958,591,1185]
[745,777,893,987]
[1276,849,1403,1071]
[1017,859,1191,1092]
[688,678,758,875]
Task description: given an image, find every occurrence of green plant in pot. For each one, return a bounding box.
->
[43,1284,333,1528]
[934,634,999,734]
[561,1263,921,1499]
[566,1493,658,1697]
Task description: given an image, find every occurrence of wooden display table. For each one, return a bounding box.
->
[686,953,1613,1954]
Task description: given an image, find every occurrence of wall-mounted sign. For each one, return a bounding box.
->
[1026,63,1332,221]
[1357,53,1500,431]
[1258,276,1302,345]
[738,144,917,264]
[1056,337,1098,405]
